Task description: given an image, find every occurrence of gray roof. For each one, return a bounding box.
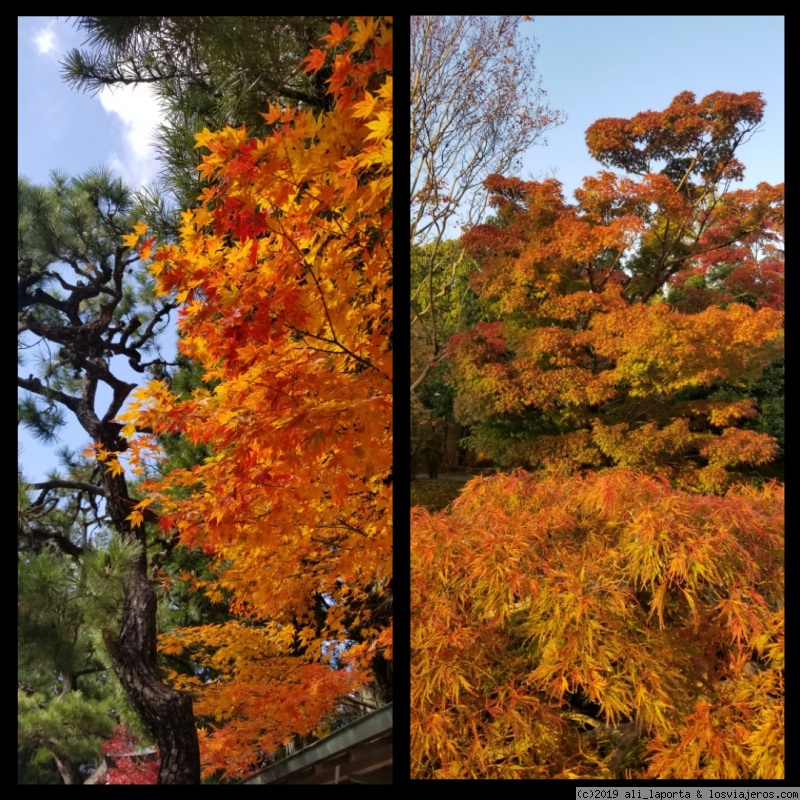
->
[240,703,393,785]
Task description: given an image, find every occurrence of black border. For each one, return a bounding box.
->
[392,11,412,786]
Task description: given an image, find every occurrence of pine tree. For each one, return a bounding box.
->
[18,527,146,784]
[18,169,200,783]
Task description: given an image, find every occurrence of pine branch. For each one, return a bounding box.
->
[29,480,106,499]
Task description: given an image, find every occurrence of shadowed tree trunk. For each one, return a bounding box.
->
[52,754,84,785]
[101,471,201,783]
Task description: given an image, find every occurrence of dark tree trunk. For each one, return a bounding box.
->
[53,753,83,785]
[104,569,201,784]
[103,471,201,784]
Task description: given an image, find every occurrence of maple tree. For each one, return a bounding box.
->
[412,92,784,780]
[117,17,392,781]
[664,178,783,313]
[412,470,783,778]
[447,92,783,491]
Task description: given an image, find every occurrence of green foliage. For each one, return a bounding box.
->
[82,536,145,623]
[411,241,485,342]
[18,542,146,783]
[411,240,486,402]
[18,688,114,766]
[411,240,486,469]
[18,744,62,785]
[415,365,455,421]
[19,550,88,677]
[18,395,67,444]
[744,356,784,456]
[18,169,174,407]
[460,411,562,468]
[18,166,200,782]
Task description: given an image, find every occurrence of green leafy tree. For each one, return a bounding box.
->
[411,240,485,470]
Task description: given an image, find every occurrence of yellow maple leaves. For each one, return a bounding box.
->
[104,458,124,478]
[121,220,149,249]
[364,111,392,143]
[412,470,784,779]
[84,441,127,478]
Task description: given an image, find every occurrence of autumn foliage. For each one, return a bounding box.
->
[94,727,159,785]
[449,92,783,491]
[116,17,391,780]
[411,470,784,779]
[412,92,783,780]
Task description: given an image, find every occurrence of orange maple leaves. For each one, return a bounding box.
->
[413,91,784,780]
[117,17,391,780]
[450,98,784,490]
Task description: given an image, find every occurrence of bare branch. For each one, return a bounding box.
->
[410,16,564,395]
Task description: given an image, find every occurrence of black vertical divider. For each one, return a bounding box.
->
[392,13,412,784]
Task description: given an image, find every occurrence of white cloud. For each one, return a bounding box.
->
[98,84,164,189]
[32,22,59,57]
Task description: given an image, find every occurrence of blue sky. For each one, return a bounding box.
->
[519,16,784,198]
[18,16,164,189]
[19,16,167,482]
[18,15,785,483]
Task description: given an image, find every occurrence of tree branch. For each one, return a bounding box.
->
[29,480,106,505]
